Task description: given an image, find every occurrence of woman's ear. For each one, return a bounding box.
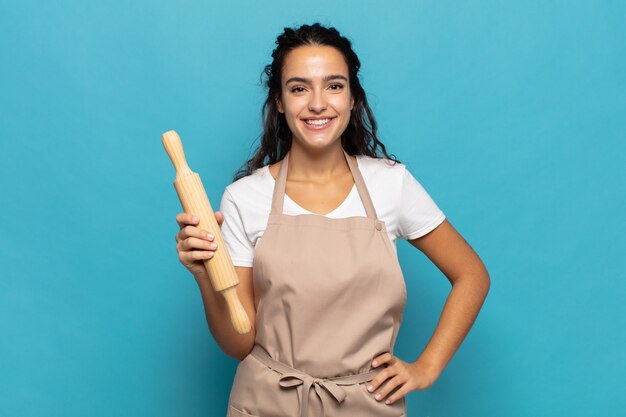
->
[276,96,284,113]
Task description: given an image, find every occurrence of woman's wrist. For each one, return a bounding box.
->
[414,357,444,381]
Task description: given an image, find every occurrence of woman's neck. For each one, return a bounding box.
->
[286,140,351,184]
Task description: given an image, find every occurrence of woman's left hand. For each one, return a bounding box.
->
[366,353,440,405]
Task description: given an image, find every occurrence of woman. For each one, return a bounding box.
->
[174,23,490,417]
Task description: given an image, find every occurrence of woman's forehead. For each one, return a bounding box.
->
[281,45,349,81]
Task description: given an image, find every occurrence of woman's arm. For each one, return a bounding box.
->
[407,219,491,376]
[195,266,257,361]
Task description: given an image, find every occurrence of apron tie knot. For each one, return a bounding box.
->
[250,347,382,417]
[278,373,347,417]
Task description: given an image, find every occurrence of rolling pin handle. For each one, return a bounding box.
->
[162,130,193,177]
[222,286,252,334]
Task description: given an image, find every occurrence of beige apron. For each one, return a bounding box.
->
[227,149,408,417]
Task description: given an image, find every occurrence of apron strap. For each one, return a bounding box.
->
[270,150,289,215]
[343,149,378,220]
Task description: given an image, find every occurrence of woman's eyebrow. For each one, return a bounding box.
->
[285,74,348,85]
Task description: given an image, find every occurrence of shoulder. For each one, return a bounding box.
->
[225,165,270,196]
[355,155,408,211]
[356,154,407,183]
[222,165,273,213]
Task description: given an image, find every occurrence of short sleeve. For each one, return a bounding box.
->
[397,166,446,240]
[218,188,254,267]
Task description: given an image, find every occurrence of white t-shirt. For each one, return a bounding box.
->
[219,154,446,267]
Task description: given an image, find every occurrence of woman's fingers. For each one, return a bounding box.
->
[175,212,223,243]
[177,236,218,265]
[175,226,215,246]
[178,236,217,252]
[174,212,221,278]
[180,249,215,263]
[176,212,199,229]
[177,225,215,242]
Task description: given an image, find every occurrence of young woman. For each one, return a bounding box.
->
[174,23,490,417]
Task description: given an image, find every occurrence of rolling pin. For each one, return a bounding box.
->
[162,130,251,334]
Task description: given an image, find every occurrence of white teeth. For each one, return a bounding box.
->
[305,118,331,125]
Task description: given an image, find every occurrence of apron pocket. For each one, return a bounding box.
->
[227,352,300,417]
[228,404,261,417]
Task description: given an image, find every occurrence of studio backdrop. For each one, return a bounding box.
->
[1,1,624,416]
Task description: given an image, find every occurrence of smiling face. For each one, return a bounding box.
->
[276,45,355,152]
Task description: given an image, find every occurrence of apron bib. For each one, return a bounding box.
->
[227,149,408,417]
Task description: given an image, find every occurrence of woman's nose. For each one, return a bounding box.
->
[308,89,327,112]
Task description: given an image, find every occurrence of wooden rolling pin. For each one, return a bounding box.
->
[162,130,251,334]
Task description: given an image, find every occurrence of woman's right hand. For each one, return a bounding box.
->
[175,211,225,281]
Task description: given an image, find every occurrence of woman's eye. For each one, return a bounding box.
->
[291,86,305,93]
[329,83,344,90]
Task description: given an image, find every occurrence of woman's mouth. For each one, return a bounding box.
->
[302,117,335,130]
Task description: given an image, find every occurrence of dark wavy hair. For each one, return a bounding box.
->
[233,22,400,181]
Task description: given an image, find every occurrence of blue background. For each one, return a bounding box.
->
[1,1,624,416]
